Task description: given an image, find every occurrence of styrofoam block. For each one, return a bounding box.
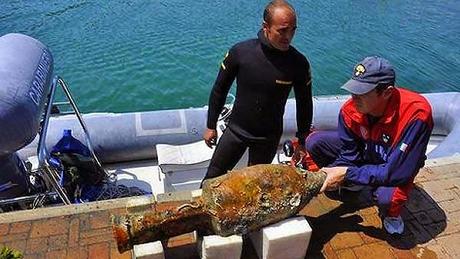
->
[249,216,312,259]
[132,241,165,259]
[197,233,243,259]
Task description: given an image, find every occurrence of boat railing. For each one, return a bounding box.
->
[36,76,111,205]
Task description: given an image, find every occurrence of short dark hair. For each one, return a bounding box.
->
[263,0,295,25]
[375,82,394,94]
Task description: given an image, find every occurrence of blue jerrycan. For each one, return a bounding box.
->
[51,129,90,156]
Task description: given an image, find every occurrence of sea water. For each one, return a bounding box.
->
[1,0,459,113]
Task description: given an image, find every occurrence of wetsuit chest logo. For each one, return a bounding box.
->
[275,80,293,86]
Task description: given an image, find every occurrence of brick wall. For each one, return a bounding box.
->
[0,194,193,259]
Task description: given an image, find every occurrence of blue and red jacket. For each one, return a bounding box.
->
[333,88,433,187]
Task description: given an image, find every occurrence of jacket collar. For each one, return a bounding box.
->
[348,88,400,126]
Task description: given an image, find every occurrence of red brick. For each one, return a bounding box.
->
[0,223,10,235]
[301,196,329,217]
[26,237,49,254]
[353,242,395,258]
[90,211,111,229]
[330,232,364,250]
[30,218,69,238]
[79,227,113,246]
[21,254,45,259]
[166,232,195,247]
[321,243,338,259]
[66,246,88,259]
[0,232,28,243]
[336,248,357,259]
[358,206,378,216]
[438,200,459,214]
[48,234,68,251]
[88,242,109,258]
[359,213,382,228]
[436,232,460,258]
[79,214,91,231]
[9,221,31,234]
[358,232,381,244]
[46,249,67,259]
[318,194,342,211]
[392,248,416,259]
[110,246,132,259]
[68,217,80,247]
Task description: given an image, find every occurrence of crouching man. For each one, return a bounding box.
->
[307,56,433,234]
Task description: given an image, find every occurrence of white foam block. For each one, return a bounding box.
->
[132,241,165,259]
[249,217,312,259]
[197,234,243,259]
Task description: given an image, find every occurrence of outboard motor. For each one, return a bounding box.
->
[0,33,53,198]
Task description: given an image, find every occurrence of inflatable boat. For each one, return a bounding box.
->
[1,33,459,209]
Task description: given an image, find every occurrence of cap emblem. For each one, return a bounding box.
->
[354,64,366,77]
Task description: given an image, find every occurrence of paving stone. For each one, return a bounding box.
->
[301,196,329,217]
[433,233,460,258]
[417,242,450,259]
[446,210,460,226]
[438,199,460,213]
[88,242,110,259]
[358,206,378,216]
[352,242,395,259]
[420,182,456,203]
[79,227,113,246]
[65,247,88,259]
[358,232,382,244]
[359,213,382,228]
[336,248,357,259]
[321,243,338,259]
[111,246,132,259]
[392,248,416,259]
[330,232,364,250]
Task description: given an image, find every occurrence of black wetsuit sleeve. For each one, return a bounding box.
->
[207,47,238,129]
[294,62,313,145]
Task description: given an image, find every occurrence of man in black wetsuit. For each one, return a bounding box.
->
[202,0,313,182]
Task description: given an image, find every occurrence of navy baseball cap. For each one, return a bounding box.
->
[341,56,395,95]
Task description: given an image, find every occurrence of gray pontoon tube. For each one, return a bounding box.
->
[18,92,460,163]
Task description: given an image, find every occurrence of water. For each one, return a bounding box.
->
[1,0,459,113]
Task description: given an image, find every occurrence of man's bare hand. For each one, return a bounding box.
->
[203,128,218,148]
[320,167,348,193]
